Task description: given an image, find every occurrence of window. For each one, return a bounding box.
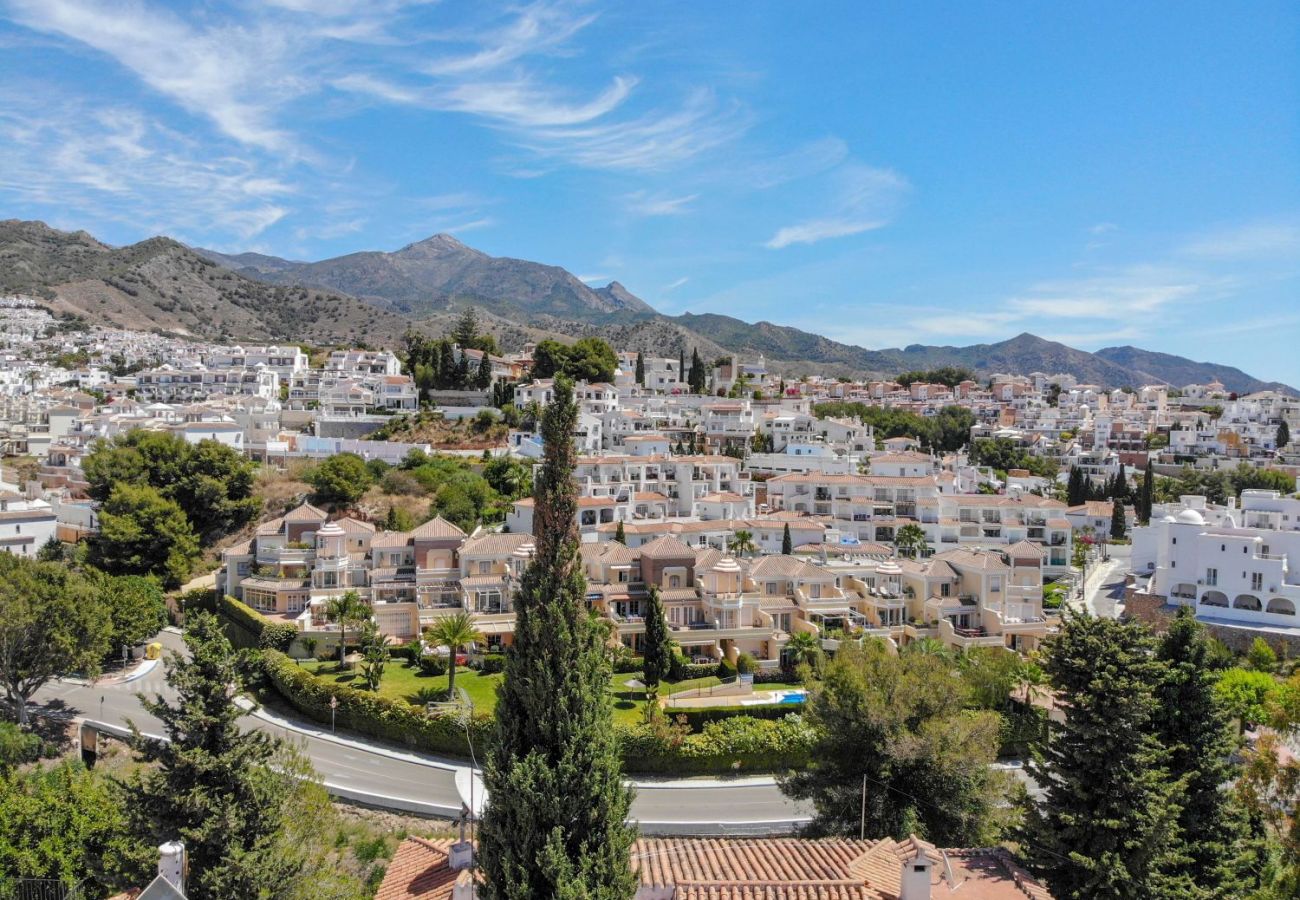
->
[478,561,490,575]
[1206,568,1218,586]
[1252,573,1264,591]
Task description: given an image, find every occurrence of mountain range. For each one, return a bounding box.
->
[1,218,1290,394]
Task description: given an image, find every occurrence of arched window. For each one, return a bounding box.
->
[1267,597,1296,616]
[1232,594,1262,612]
[1200,590,1228,608]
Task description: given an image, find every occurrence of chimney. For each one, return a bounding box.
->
[157,841,186,892]
[899,855,933,900]
[448,840,474,871]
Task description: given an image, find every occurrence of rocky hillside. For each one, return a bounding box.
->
[0,220,421,346]
[198,233,653,322]
[1095,345,1294,394]
[6,220,1290,392]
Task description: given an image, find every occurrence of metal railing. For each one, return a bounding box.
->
[11,879,85,900]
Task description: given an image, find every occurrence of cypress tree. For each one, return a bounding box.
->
[1113,462,1128,500]
[688,348,706,393]
[1110,499,1126,540]
[678,348,685,388]
[1066,466,1084,507]
[641,585,673,689]
[614,519,625,544]
[634,352,645,387]
[782,522,793,555]
[479,376,636,899]
[1277,420,1290,450]
[1140,464,1154,525]
[477,352,493,389]
[1021,612,1182,899]
[1154,607,1260,897]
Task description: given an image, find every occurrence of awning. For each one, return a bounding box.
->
[476,620,516,635]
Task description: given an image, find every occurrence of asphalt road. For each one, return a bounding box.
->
[33,630,810,835]
[1074,543,1129,619]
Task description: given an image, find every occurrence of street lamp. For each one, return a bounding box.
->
[329,695,338,734]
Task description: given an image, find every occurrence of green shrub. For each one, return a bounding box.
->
[262,650,491,757]
[0,721,42,771]
[735,653,757,675]
[472,653,506,675]
[618,714,815,775]
[716,658,737,680]
[259,622,298,653]
[669,702,799,732]
[669,661,717,682]
[418,655,448,677]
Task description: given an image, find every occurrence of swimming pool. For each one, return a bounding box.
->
[776,690,807,704]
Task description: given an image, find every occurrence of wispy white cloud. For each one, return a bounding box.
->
[1005,267,1200,319]
[577,273,610,284]
[0,93,291,241]
[1181,221,1300,260]
[748,137,850,189]
[1089,222,1118,235]
[663,276,689,291]
[5,0,306,153]
[626,191,697,217]
[423,3,599,76]
[765,164,909,249]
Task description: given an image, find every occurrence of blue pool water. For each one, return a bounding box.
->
[777,691,807,704]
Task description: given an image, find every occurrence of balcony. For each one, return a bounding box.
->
[256,546,313,566]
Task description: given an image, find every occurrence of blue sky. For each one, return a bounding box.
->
[2,1,1298,383]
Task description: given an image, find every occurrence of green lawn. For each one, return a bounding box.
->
[300,660,800,725]
[300,659,503,712]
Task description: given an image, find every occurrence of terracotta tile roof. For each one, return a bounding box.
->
[410,516,468,540]
[933,548,1011,572]
[461,532,534,556]
[334,516,376,534]
[1005,540,1047,558]
[639,534,698,559]
[371,531,414,548]
[283,501,328,523]
[374,837,466,900]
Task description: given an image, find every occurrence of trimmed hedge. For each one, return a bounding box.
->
[617,715,815,775]
[260,650,812,774]
[471,653,506,675]
[216,595,268,649]
[262,650,491,757]
[667,702,800,733]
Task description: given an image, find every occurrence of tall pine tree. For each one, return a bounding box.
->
[1021,612,1182,899]
[634,352,645,387]
[1154,607,1259,897]
[641,585,673,689]
[782,522,793,555]
[479,376,636,899]
[126,612,314,899]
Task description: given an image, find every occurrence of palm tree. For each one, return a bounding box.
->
[728,529,757,557]
[324,590,370,668]
[425,611,484,695]
[783,630,822,675]
[895,523,930,559]
[902,636,952,660]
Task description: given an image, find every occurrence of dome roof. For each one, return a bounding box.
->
[1175,509,1205,526]
[876,560,903,576]
[1162,515,1177,524]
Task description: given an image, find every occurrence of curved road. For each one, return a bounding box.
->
[34,630,811,836]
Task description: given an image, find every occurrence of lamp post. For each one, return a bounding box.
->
[329,695,338,734]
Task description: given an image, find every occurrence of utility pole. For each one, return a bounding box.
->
[859,773,867,841]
